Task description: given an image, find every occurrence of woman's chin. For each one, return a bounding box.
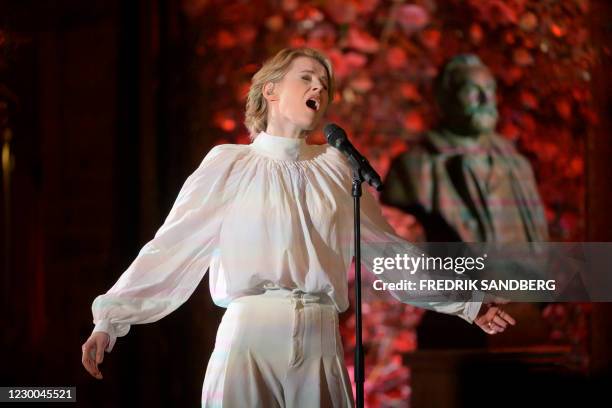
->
[290,113,323,132]
[296,121,317,132]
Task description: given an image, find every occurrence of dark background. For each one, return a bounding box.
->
[0,1,222,406]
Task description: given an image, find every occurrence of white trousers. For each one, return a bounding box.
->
[201,288,355,407]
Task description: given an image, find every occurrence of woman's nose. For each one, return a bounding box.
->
[312,80,326,92]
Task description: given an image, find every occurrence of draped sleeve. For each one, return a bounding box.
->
[326,147,484,324]
[360,188,484,324]
[91,145,243,352]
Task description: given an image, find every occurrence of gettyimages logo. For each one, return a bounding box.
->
[372,253,488,275]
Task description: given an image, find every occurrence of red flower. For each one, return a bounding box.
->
[265,15,284,32]
[420,28,441,49]
[235,82,250,102]
[519,12,538,31]
[282,0,298,12]
[213,111,236,132]
[566,157,584,177]
[470,0,519,27]
[307,23,337,49]
[345,51,368,68]
[518,112,536,134]
[520,90,538,109]
[236,25,257,45]
[403,111,425,134]
[513,48,534,66]
[216,30,236,49]
[346,27,379,53]
[327,49,367,80]
[500,121,520,141]
[395,4,429,35]
[349,74,374,92]
[323,0,358,24]
[550,23,565,38]
[289,36,306,48]
[400,83,421,102]
[355,0,380,15]
[499,66,523,85]
[555,99,573,121]
[469,24,484,45]
[386,46,407,69]
[292,4,323,22]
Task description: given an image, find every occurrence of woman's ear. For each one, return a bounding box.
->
[263,82,277,102]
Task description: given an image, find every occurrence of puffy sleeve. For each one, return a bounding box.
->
[360,188,484,323]
[91,145,240,352]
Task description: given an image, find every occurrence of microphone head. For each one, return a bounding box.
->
[324,123,347,147]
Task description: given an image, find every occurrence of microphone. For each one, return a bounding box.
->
[324,123,383,191]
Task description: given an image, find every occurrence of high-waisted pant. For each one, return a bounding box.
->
[201,287,355,407]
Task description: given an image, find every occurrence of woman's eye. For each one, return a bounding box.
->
[302,75,311,81]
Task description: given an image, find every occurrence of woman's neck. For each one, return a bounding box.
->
[265,118,304,140]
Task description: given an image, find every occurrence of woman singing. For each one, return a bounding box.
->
[81,47,515,407]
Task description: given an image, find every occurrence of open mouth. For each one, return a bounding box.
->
[306,98,320,111]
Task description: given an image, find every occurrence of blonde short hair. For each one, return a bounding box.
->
[245,47,335,139]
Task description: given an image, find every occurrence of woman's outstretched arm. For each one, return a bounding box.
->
[81,145,242,379]
[358,186,516,333]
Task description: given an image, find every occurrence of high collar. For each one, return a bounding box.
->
[251,131,308,161]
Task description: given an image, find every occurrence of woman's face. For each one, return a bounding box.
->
[265,56,330,135]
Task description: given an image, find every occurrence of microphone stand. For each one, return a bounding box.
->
[352,167,365,408]
[325,123,382,407]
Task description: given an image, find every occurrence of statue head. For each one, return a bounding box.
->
[434,54,498,136]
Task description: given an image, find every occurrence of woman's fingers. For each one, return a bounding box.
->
[90,347,103,379]
[486,320,504,333]
[477,305,514,334]
[481,321,500,334]
[482,324,495,334]
[497,309,516,326]
[492,315,508,329]
[81,345,95,375]
[95,339,105,364]
[81,341,103,379]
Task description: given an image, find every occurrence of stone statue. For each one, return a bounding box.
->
[382,54,548,243]
[381,55,550,348]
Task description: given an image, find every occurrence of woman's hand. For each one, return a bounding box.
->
[474,294,517,335]
[81,332,110,380]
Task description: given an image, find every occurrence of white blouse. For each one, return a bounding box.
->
[92,131,483,352]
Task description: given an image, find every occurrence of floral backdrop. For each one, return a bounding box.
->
[177,0,600,406]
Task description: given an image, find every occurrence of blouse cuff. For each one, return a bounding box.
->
[93,319,117,353]
[459,290,485,324]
